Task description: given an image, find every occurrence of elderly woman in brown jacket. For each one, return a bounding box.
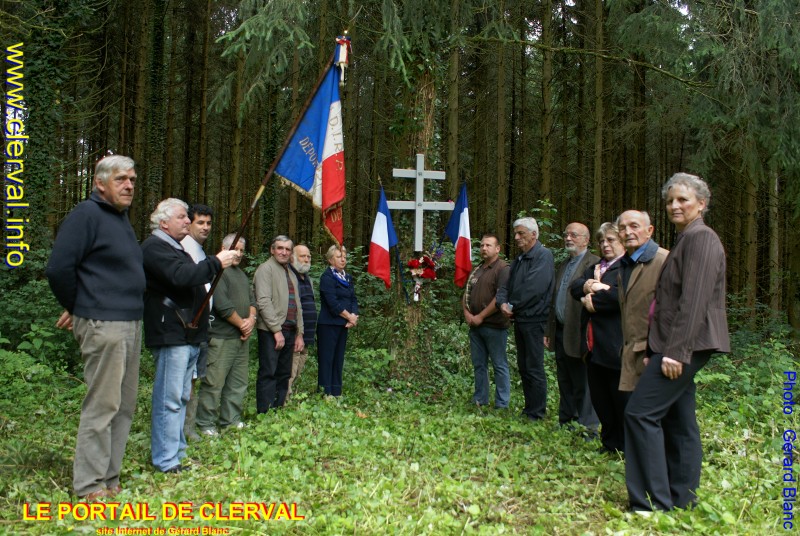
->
[624,173,730,512]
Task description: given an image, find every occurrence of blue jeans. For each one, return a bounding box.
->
[151,344,199,471]
[469,325,510,408]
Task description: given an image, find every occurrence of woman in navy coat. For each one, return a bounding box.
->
[317,245,359,396]
[570,222,628,454]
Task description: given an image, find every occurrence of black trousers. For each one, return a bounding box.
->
[317,323,348,396]
[514,321,547,419]
[256,328,296,413]
[587,360,630,452]
[554,323,598,430]
[624,351,712,511]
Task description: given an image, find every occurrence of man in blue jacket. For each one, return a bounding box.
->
[497,217,555,422]
[46,155,144,501]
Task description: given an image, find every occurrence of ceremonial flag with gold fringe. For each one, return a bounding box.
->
[275,38,349,244]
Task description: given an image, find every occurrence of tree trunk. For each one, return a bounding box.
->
[769,170,780,314]
[163,1,179,198]
[228,51,245,232]
[540,0,553,200]
[413,69,436,156]
[197,0,212,204]
[495,37,508,243]
[131,0,151,234]
[181,19,196,203]
[592,0,604,222]
[447,0,460,201]
[288,47,300,241]
[744,174,758,308]
[632,57,646,210]
[147,0,167,203]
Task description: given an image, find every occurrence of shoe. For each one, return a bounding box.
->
[582,429,600,441]
[185,427,201,442]
[233,421,247,429]
[200,428,219,437]
[106,484,123,497]
[78,489,109,502]
[163,464,190,474]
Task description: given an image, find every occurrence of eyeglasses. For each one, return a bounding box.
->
[562,232,586,239]
[598,237,619,245]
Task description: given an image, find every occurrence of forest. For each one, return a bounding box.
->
[2,1,800,533]
[2,0,800,327]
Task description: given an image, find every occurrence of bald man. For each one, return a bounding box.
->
[546,222,600,434]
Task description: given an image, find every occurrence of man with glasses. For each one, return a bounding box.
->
[546,223,600,435]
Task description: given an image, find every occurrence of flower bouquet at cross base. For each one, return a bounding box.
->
[406,248,442,302]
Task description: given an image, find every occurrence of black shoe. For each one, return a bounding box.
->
[164,464,190,474]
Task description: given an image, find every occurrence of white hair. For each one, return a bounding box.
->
[512,217,539,236]
[149,198,188,231]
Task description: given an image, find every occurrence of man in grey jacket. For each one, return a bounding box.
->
[546,222,600,433]
[253,235,305,413]
[496,217,555,422]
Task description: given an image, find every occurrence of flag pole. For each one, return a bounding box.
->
[189,52,337,329]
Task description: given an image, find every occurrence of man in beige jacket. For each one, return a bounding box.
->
[253,235,304,413]
[616,211,668,391]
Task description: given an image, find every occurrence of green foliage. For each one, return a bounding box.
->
[15,323,76,370]
[211,0,312,119]
[0,250,80,370]
[0,347,84,506]
[726,290,792,346]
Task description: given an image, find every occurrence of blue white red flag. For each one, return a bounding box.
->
[275,45,347,244]
[444,184,472,287]
[367,186,399,288]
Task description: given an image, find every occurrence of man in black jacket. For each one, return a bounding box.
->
[496,217,555,421]
[46,155,144,501]
[141,198,236,473]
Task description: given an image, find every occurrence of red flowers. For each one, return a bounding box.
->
[407,255,437,280]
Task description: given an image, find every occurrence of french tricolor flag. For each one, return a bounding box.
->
[367,187,398,288]
[275,48,346,244]
[444,184,472,288]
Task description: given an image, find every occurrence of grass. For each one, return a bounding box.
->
[0,332,797,535]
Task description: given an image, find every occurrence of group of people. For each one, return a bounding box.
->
[46,155,358,501]
[463,173,730,512]
[47,153,728,513]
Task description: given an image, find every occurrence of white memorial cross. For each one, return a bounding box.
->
[387,154,453,252]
